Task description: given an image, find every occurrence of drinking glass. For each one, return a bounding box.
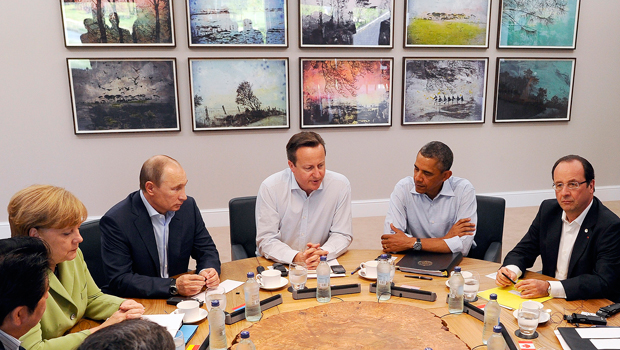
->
[173,330,184,350]
[517,301,541,337]
[289,261,308,290]
[463,271,480,302]
[206,285,227,312]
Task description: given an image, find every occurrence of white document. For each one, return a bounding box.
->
[142,313,184,337]
[576,328,620,339]
[192,279,245,301]
[486,272,498,280]
[590,339,620,349]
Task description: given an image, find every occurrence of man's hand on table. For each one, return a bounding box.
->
[199,268,220,288]
[294,243,328,270]
[380,224,413,252]
[495,266,517,287]
[516,279,550,299]
[176,274,207,296]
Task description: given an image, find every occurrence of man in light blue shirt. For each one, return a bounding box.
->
[381,141,477,255]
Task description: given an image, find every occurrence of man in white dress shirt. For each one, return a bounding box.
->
[497,155,620,301]
[256,132,352,269]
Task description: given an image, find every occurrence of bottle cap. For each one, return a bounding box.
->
[320,256,327,261]
[380,254,388,259]
[490,293,497,300]
[424,348,433,350]
[240,331,250,339]
[247,272,255,278]
[454,266,461,272]
[211,299,220,307]
[493,325,502,333]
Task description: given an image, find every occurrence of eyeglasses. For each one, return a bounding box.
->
[552,181,588,191]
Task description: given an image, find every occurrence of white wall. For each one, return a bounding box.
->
[1,1,619,235]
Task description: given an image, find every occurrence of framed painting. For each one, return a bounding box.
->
[494,58,576,123]
[189,58,289,131]
[60,0,175,47]
[300,58,393,128]
[187,0,288,47]
[402,58,488,125]
[299,0,394,48]
[498,0,580,49]
[67,58,180,134]
[405,0,491,48]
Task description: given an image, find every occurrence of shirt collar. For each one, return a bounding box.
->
[0,325,22,350]
[140,190,174,220]
[410,178,455,200]
[288,168,324,195]
[561,198,593,226]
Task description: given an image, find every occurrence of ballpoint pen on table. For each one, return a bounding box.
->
[404,274,433,280]
[350,266,361,275]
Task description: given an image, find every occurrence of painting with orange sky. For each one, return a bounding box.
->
[301,58,392,128]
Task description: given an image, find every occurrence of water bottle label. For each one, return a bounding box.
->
[318,282,329,288]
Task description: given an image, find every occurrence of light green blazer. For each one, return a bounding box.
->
[20,249,124,350]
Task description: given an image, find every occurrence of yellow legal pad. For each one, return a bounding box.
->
[477,285,552,310]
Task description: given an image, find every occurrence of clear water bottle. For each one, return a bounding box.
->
[487,325,507,350]
[482,293,501,344]
[236,331,256,350]
[316,256,331,303]
[377,254,391,301]
[448,266,464,314]
[244,272,262,322]
[208,300,227,350]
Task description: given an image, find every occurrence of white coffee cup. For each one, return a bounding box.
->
[176,300,200,322]
[256,269,281,288]
[360,260,378,277]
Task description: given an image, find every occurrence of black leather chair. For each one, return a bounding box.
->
[229,196,258,261]
[79,219,108,288]
[468,195,506,263]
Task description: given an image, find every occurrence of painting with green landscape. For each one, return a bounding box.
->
[498,0,580,49]
[405,0,490,47]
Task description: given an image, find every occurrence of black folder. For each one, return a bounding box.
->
[396,251,463,277]
[556,327,620,350]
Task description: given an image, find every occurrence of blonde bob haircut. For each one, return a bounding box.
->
[8,185,88,237]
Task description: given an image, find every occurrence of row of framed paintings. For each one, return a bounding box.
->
[60,0,581,49]
[67,57,576,134]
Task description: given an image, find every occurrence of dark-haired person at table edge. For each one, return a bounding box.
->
[100,155,221,298]
[0,237,50,350]
[497,155,620,301]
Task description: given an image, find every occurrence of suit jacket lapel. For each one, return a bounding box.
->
[131,194,161,273]
[48,267,77,308]
[568,198,599,277]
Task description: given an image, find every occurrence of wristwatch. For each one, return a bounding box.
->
[546,282,552,297]
[169,279,178,296]
[413,238,422,251]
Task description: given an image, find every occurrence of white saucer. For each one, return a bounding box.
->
[512,309,551,323]
[259,277,288,290]
[172,308,208,323]
[358,269,377,280]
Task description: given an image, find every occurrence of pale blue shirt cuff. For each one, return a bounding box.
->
[443,236,463,253]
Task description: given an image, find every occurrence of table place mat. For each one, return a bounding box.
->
[477,285,551,310]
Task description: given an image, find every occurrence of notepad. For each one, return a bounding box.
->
[477,285,551,310]
[180,325,198,344]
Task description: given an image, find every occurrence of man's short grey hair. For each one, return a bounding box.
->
[419,141,453,172]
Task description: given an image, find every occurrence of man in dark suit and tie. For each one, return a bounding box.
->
[497,155,620,301]
[0,237,50,350]
[100,155,221,298]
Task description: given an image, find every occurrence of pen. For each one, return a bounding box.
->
[350,266,361,275]
[502,272,517,285]
[404,275,433,280]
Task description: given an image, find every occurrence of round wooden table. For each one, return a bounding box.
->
[73,250,619,349]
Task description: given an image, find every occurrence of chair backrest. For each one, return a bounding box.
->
[79,219,108,288]
[229,196,257,261]
[468,195,506,262]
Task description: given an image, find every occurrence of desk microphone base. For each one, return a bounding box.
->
[291,283,362,300]
[225,294,283,325]
[369,283,437,302]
